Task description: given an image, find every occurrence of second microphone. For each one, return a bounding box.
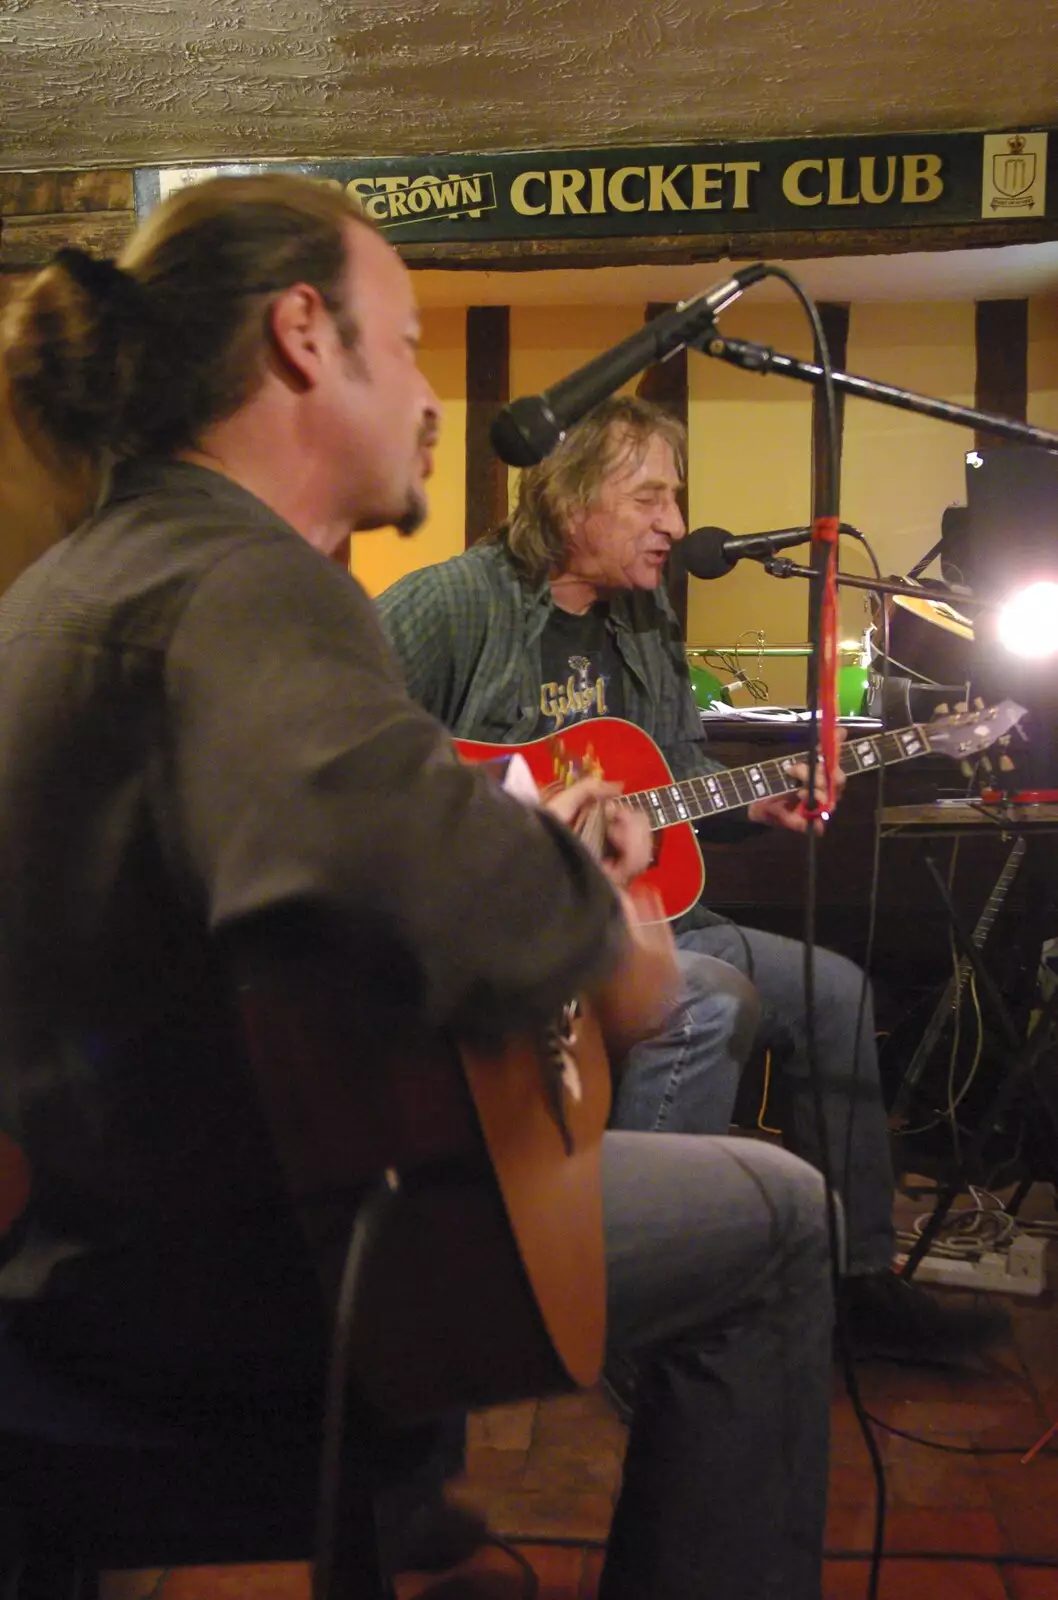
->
[682,524,859,578]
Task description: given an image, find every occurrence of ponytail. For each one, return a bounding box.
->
[2,246,147,471]
[0,173,366,476]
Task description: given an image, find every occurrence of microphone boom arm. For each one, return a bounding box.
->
[763,558,998,610]
[703,336,1058,452]
[491,264,768,466]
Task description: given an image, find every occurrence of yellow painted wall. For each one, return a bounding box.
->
[509,304,645,397]
[508,303,645,514]
[839,301,976,659]
[686,302,816,705]
[351,305,468,597]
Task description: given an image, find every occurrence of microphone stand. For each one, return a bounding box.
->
[685,317,1058,1290]
[760,560,995,610]
[747,550,1058,1281]
[698,333,1058,452]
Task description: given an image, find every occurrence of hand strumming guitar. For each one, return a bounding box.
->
[542,776,677,1054]
[543,775,654,887]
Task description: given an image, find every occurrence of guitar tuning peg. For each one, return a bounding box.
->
[933,702,950,717]
[954,701,969,714]
[960,760,975,777]
[979,756,994,773]
[998,754,1016,773]
[973,696,985,711]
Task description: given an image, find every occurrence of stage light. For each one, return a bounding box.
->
[996,579,1058,659]
[948,446,1058,790]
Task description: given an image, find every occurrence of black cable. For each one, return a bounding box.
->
[861,1406,1058,1457]
[137,1573,173,1600]
[827,1551,1058,1568]
[492,1533,1058,1570]
[754,264,888,1600]
[482,1534,540,1597]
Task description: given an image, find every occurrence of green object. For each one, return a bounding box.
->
[837,664,870,717]
[689,664,731,710]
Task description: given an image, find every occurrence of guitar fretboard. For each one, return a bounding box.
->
[969,836,1027,948]
[620,724,932,831]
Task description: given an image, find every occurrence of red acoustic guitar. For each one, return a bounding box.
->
[456,701,1026,922]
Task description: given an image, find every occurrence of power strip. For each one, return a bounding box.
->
[894,1234,1048,1297]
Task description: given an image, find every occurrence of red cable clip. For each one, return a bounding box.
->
[799,516,840,823]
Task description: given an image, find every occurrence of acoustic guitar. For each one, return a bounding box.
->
[456,701,1027,923]
[238,949,612,1425]
[0,988,609,1427]
[871,579,975,687]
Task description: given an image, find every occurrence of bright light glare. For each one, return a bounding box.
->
[997,581,1058,659]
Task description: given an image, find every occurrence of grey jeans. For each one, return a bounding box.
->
[612,920,896,1276]
[600,1131,833,1600]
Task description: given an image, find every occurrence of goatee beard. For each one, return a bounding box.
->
[395,490,428,538]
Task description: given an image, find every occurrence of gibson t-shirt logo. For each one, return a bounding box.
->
[539,654,610,732]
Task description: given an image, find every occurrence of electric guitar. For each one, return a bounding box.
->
[456,701,1027,922]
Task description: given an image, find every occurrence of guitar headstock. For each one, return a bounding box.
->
[922,699,1028,759]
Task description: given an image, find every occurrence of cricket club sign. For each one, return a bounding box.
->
[135,129,1052,245]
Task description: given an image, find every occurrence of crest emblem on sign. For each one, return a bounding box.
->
[992,134,1036,199]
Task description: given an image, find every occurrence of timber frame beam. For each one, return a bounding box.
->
[1,168,1055,272]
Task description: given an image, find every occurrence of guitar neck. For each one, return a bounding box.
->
[966,836,1027,950]
[945,834,1027,999]
[622,723,934,830]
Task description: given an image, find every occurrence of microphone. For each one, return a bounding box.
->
[490,264,768,467]
[683,525,826,579]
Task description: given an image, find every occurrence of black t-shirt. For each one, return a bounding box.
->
[536,603,626,737]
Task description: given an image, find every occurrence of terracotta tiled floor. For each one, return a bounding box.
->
[103,1185,1058,1600]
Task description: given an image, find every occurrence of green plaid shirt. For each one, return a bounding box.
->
[377,542,761,920]
[376,540,724,779]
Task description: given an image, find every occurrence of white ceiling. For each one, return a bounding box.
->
[4,0,1058,303]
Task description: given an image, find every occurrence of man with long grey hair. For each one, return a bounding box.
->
[379,392,1009,1371]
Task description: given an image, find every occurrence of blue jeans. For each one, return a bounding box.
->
[601,1131,832,1599]
[611,919,895,1276]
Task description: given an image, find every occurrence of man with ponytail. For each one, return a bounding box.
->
[0,175,836,1599]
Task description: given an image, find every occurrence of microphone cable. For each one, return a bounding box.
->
[745,264,889,1600]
